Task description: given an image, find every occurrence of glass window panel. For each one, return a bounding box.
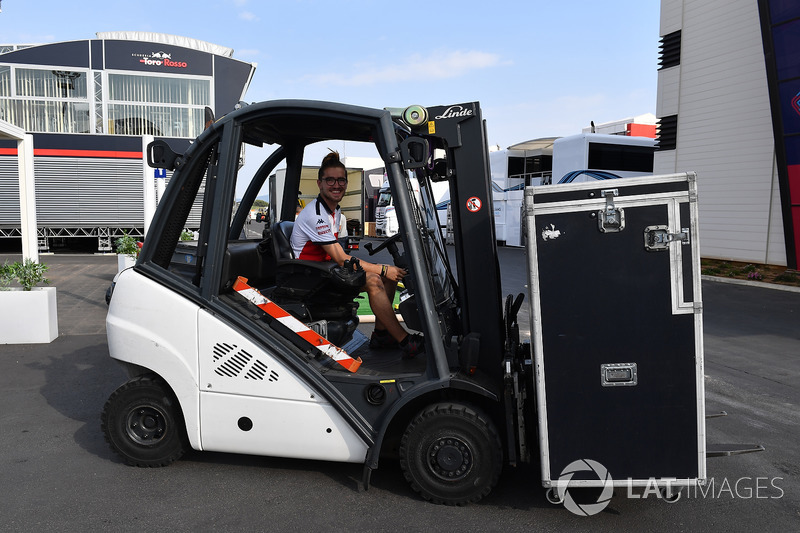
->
[108,103,205,137]
[507,156,525,177]
[15,69,87,99]
[108,74,210,105]
[587,143,654,172]
[0,98,13,123]
[6,99,90,133]
[48,100,90,133]
[0,66,10,97]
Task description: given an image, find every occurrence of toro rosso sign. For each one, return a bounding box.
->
[134,51,188,69]
[102,40,211,75]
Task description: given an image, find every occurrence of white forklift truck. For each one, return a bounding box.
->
[102,100,759,506]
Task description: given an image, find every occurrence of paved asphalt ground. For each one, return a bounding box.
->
[0,247,798,532]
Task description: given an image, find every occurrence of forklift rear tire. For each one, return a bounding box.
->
[399,402,502,505]
[101,375,188,467]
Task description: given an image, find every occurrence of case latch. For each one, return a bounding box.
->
[644,225,690,251]
[598,189,625,233]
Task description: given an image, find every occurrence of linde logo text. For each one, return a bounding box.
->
[433,106,473,120]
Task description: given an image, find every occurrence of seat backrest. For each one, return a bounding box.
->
[272,220,295,259]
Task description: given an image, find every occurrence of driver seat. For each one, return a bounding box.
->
[272,220,296,259]
[268,220,365,345]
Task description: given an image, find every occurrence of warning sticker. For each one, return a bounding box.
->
[466,196,482,212]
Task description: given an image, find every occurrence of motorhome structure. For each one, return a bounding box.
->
[551,133,656,184]
[0,32,254,252]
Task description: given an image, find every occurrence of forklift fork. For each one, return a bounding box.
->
[705,411,765,457]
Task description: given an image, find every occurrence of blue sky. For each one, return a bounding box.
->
[1,0,661,153]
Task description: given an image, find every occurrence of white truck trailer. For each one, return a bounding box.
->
[493,133,656,246]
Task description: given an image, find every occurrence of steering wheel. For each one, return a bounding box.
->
[364,233,402,256]
[364,233,414,293]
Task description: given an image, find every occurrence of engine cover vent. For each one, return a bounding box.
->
[212,342,279,382]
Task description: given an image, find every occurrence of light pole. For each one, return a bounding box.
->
[51,70,80,131]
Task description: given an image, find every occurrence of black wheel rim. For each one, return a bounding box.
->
[125,404,167,445]
[426,437,473,481]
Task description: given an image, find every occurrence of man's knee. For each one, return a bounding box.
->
[364,272,386,294]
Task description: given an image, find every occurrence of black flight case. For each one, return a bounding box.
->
[524,172,705,498]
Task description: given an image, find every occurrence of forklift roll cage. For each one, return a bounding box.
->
[137,100,518,472]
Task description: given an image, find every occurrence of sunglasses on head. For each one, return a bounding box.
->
[322,177,347,186]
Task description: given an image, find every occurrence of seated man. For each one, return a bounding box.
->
[291,151,424,359]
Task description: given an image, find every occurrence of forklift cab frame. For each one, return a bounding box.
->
[105,100,521,505]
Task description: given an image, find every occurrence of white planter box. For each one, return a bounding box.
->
[0,287,59,344]
[117,254,137,272]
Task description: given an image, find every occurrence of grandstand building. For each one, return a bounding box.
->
[0,32,255,251]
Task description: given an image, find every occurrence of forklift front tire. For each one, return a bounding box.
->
[399,402,502,505]
[101,376,188,467]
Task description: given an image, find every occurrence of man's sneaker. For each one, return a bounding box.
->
[401,334,425,359]
[369,329,399,349]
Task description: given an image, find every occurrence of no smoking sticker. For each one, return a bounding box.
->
[466,196,482,212]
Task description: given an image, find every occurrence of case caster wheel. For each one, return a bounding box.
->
[660,486,682,503]
[545,487,565,505]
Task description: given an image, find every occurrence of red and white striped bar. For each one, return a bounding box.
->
[232,276,362,373]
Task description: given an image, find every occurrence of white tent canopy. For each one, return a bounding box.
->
[96,31,234,57]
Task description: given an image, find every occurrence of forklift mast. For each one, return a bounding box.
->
[424,103,506,380]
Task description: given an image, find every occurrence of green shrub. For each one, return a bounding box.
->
[0,261,13,289]
[115,232,141,258]
[0,259,50,291]
[774,271,799,284]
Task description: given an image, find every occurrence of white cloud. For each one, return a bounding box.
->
[239,11,259,21]
[297,50,506,87]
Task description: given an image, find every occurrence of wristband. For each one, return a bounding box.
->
[381,264,388,277]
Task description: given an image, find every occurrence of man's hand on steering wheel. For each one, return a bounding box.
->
[383,265,407,283]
